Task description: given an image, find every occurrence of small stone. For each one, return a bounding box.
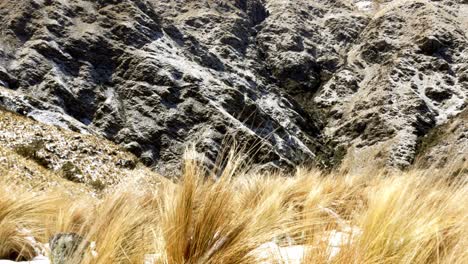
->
[49,233,85,264]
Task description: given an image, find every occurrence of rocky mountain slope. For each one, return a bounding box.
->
[0,109,162,194]
[0,0,466,174]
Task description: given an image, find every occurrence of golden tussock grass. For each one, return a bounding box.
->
[0,148,466,263]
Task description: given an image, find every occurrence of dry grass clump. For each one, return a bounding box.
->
[0,149,466,263]
[0,186,70,261]
[148,150,298,264]
[305,170,467,264]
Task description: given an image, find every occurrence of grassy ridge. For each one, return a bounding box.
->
[0,149,467,263]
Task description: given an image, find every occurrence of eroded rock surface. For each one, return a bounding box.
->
[0,0,466,173]
[315,0,468,168]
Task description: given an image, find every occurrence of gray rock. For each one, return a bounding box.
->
[49,233,84,264]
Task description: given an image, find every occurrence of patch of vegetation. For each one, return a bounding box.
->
[314,141,348,170]
[415,123,447,159]
[415,109,467,167]
[60,161,84,183]
[330,144,348,167]
[90,179,106,191]
[13,139,50,168]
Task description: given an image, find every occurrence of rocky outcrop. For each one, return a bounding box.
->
[0,0,466,173]
[315,0,468,168]
[0,109,140,192]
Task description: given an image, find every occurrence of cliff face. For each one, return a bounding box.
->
[314,0,468,168]
[0,0,466,173]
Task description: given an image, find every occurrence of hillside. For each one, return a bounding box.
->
[0,108,163,195]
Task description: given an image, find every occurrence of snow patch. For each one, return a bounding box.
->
[255,242,304,264]
[254,226,361,263]
[144,254,162,264]
[0,256,50,264]
[324,227,362,260]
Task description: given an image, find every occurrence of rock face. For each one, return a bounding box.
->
[0,0,466,173]
[314,0,468,168]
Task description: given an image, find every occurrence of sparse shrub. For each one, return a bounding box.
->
[13,139,50,168]
[60,161,84,183]
[90,179,106,191]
